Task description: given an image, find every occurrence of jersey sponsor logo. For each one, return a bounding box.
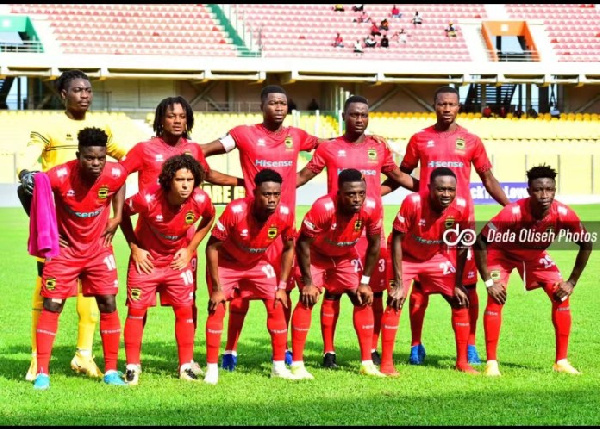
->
[255,159,293,168]
[490,270,501,281]
[455,138,466,150]
[267,227,278,239]
[336,168,376,176]
[427,160,465,168]
[45,278,56,291]
[185,211,195,224]
[130,288,142,301]
[367,148,377,161]
[444,217,455,229]
[155,154,164,162]
[65,206,104,218]
[285,136,293,150]
[354,219,363,231]
[98,186,109,199]
[325,238,359,247]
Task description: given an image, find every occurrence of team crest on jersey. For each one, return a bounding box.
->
[185,211,195,224]
[455,138,466,150]
[367,149,377,161]
[131,288,142,301]
[354,219,363,231]
[267,227,278,238]
[98,186,109,199]
[45,278,56,291]
[490,270,501,281]
[285,136,293,150]
[444,217,455,229]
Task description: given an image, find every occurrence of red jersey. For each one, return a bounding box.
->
[391,193,470,262]
[306,135,397,201]
[300,194,382,257]
[120,137,211,193]
[400,125,492,213]
[47,160,127,256]
[219,124,319,213]
[124,185,215,267]
[211,196,296,267]
[480,198,586,260]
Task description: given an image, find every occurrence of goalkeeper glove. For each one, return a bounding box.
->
[18,170,39,196]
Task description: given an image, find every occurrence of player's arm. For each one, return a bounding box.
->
[554,229,593,302]
[296,167,318,188]
[200,139,228,157]
[389,229,407,310]
[206,236,226,312]
[382,166,419,196]
[205,168,244,187]
[356,231,380,306]
[102,184,125,247]
[453,239,469,307]
[275,237,294,308]
[17,129,48,178]
[296,232,320,307]
[171,208,216,271]
[478,169,510,206]
[105,126,128,161]
[473,232,506,304]
[120,197,154,275]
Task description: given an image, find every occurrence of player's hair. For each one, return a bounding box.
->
[526,164,557,185]
[55,69,90,93]
[434,85,459,102]
[260,85,287,105]
[158,154,205,192]
[153,96,194,139]
[343,95,369,113]
[337,168,365,187]
[430,166,456,182]
[254,168,283,186]
[78,127,107,148]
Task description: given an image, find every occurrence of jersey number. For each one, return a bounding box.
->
[351,259,363,273]
[262,264,276,279]
[103,255,117,271]
[439,261,456,275]
[539,254,556,269]
[180,270,194,285]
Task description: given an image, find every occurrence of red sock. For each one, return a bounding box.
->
[409,286,429,346]
[225,297,249,352]
[124,307,146,366]
[192,297,198,332]
[543,283,572,361]
[353,304,375,361]
[380,305,401,368]
[320,299,340,354]
[451,307,469,366]
[483,298,504,361]
[100,310,122,373]
[371,294,384,351]
[206,303,225,364]
[36,309,60,375]
[283,292,293,351]
[174,306,194,366]
[466,285,479,346]
[291,301,313,362]
[265,299,288,361]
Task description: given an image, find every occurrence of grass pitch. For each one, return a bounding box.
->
[0,204,598,425]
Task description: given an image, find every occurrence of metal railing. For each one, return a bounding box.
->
[0,40,44,53]
[487,50,541,62]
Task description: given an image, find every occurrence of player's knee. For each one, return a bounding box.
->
[95,295,117,313]
[323,290,341,301]
[43,298,64,313]
[373,291,384,299]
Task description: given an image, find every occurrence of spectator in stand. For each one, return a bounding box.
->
[354,39,364,54]
[333,4,344,12]
[526,107,538,119]
[359,11,370,23]
[499,106,507,118]
[412,11,423,26]
[550,103,561,119]
[333,32,344,48]
[364,34,377,48]
[370,21,382,37]
[352,4,364,12]
[307,98,320,111]
[391,4,402,18]
[445,22,457,38]
[380,19,390,32]
[482,105,492,118]
[380,34,389,48]
[392,29,408,44]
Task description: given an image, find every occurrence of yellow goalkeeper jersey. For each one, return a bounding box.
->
[19,112,127,173]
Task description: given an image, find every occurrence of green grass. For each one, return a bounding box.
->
[1,204,599,425]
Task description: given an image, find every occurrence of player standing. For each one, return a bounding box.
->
[18,69,128,381]
[119,155,215,385]
[292,169,385,379]
[20,127,128,389]
[383,167,478,375]
[296,95,417,368]
[390,86,510,365]
[474,165,592,376]
[203,169,297,384]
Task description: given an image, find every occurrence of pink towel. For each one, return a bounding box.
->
[27,172,60,259]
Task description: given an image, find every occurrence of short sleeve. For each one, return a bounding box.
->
[306,144,327,175]
[297,129,319,152]
[392,197,414,234]
[211,207,233,242]
[124,192,147,217]
[381,143,397,174]
[480,205,513,239]
[300,204,329,238]
[220,125,246,153]
[400,134,420,172]
[119,143,144,174]
[559,205,586,237]
[366,210,383,237]
[471,137,492,175]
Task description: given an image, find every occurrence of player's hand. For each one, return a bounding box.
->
[388,280,406,311]
[58,235,69,248]
[356,283,373,306]
[553,280,575,303]
[454,285,470,307]
[132,247,154,274]
[208,290,225,313]
[19,170,39,196]
[300,284,320,307]
[102,217,120,247]
[486,281,506,305]
[274,289,288,308]
[170,248,190,271]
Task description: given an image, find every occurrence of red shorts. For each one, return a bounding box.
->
[207,258,279,301]
[42,247,119,299]
[487,249,562,290]
[447,246,478,286]
[387,252,457,297]
[295,249,361,295]
[266,235,297,292]
[126,260,195,309]
[354,232,387,293]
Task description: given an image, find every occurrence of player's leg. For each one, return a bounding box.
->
[320,291,341,368]
[408,280,428,364]
[264,298,296,379]
[347,290,384,377]
[444,293,477,374]
[26,259,44,381]
[222,297,249,371]
[463,246,481,364]
[72,280,102,378]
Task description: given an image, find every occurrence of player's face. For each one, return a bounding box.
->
[434,92,460,126]
[528,178,556,211]
[254,181,281,215]
[62,78,93,115]
[162,103,187,138]
[170,168,195,201]
[77,146,107,180]
[262,93,288,126]
[343,102,369,136]
[429,175,457,210]
[338,180,366,214]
